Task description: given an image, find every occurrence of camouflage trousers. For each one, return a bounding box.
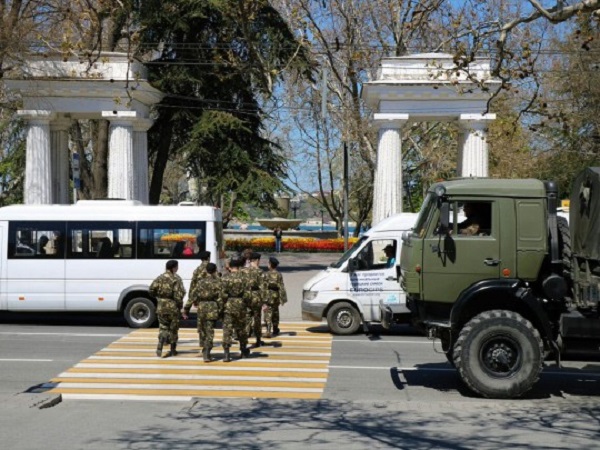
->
[246,303,263,340]
[264,301,280,330]
[197,301,219,349]
[157,299,181,345]
[222,298,248,348]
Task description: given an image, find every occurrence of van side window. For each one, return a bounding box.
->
[67,222,134,259]
[8,222,65,259]
[355,239,397,270]
[138,221,206,259]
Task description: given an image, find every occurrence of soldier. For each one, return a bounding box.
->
[243,252,266,347]
[182,263,222,362]
[263,256,287,338]
[221,257,251,362]
[149,260,186,358]
[188,250,211,297]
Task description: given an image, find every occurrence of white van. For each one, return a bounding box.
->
[301,213,418,335]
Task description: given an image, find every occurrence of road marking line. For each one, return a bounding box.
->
[333,339,430,344]
[57,391,322,400]
[88,356,330,364]
[52,376,327,386]
[0,358,53,362]
[0,332,125,337]
[43,382,323,393]
[73,363,329,372]
[53,373,327,382]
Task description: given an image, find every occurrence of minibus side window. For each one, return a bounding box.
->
[137,221,207,259]
[8,221,66,259]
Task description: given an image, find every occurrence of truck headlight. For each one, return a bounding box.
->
[303,290,318,301]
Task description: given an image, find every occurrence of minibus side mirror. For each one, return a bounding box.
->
[348,257,359,272]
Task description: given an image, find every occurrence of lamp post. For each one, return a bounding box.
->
[320,209,324,231]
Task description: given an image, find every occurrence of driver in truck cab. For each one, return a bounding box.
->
[456,202,489,236]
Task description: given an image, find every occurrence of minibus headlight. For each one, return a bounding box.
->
[303,290,318,301]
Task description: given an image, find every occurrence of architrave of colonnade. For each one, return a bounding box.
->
[362,53,500,225]
[5,52,164,204]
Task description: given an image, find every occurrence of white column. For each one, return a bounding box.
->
[372,114,409,225]
[133,119,153,204]
[458,114,496,178]
[51,118,71,204]
[19,110,54,204]
[103,111,136,200]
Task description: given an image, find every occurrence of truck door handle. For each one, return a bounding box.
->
[483,258,501,266]
[431,244,439,253]
[386,276,397,281]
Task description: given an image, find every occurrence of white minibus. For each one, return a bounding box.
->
[301,213,418,335]
[0,200,224,327]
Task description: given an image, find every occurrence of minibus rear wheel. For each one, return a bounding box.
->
[124,297,157,328]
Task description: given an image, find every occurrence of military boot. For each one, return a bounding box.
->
[223,347,231,363]
[169,343,178,357]
[204,347,212,363]
[273,326,280,337]
[241,345,250,359]
[156,338,164,358]
[254,338,263,348]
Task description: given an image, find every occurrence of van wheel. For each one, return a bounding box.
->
[453,310,543,398]
[124,297,156,328]
[327,302,361,335]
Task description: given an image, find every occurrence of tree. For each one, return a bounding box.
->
[138,0,313,220]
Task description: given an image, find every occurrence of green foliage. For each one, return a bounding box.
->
[0,113,25,206]
[139,0,313,208]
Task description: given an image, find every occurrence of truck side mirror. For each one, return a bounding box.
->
[438,202,450,235]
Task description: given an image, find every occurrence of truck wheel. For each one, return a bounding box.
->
[327,302,361,335]
[453,310,543,398]
[557,216,572,280]
[124,297,156,328]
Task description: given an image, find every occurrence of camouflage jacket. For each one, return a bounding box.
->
[149,271,186,309]
[188,261,209,300]
[221,270,251,307]
[242,266,266,307]
[264,270,287,306]
[184,273,223,313]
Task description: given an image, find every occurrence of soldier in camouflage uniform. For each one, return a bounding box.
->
[221,257,251,362]
[264,256,287,338]
[188,250,211,297]
[182,262,222,362]
[149,260,186,357]
[243,252,266,347]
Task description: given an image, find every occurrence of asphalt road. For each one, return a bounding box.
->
[1,252,600,448]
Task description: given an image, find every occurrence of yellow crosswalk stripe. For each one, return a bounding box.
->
[47,321,332,401]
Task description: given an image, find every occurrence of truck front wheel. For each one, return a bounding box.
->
[327,302,361,335]
[453,310,543,398]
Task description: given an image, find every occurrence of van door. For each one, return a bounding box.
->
[422,200,500,304]
[349,238,402,321]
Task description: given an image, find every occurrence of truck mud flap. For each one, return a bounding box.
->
[380,302,393,330]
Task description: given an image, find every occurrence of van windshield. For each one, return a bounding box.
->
[330,236,367,269]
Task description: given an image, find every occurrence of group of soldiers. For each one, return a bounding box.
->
[148,251,287,363]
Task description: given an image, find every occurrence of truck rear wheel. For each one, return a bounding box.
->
[327,302,361,335]
[453,310,543,398]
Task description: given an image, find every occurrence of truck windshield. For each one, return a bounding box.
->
[413,193,436,237]
[330,236,367,269]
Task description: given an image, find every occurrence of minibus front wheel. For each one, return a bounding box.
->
[124,297,157,328]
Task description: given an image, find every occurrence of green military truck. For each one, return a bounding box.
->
[381,167,600,398]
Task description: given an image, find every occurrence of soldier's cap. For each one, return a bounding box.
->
[229,257,243,268]
[269,256,279,267]
[206,262,217,273]
[199,250,211,260]
[250,252,261,260]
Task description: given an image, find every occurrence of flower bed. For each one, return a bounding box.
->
[225,236,358,253]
